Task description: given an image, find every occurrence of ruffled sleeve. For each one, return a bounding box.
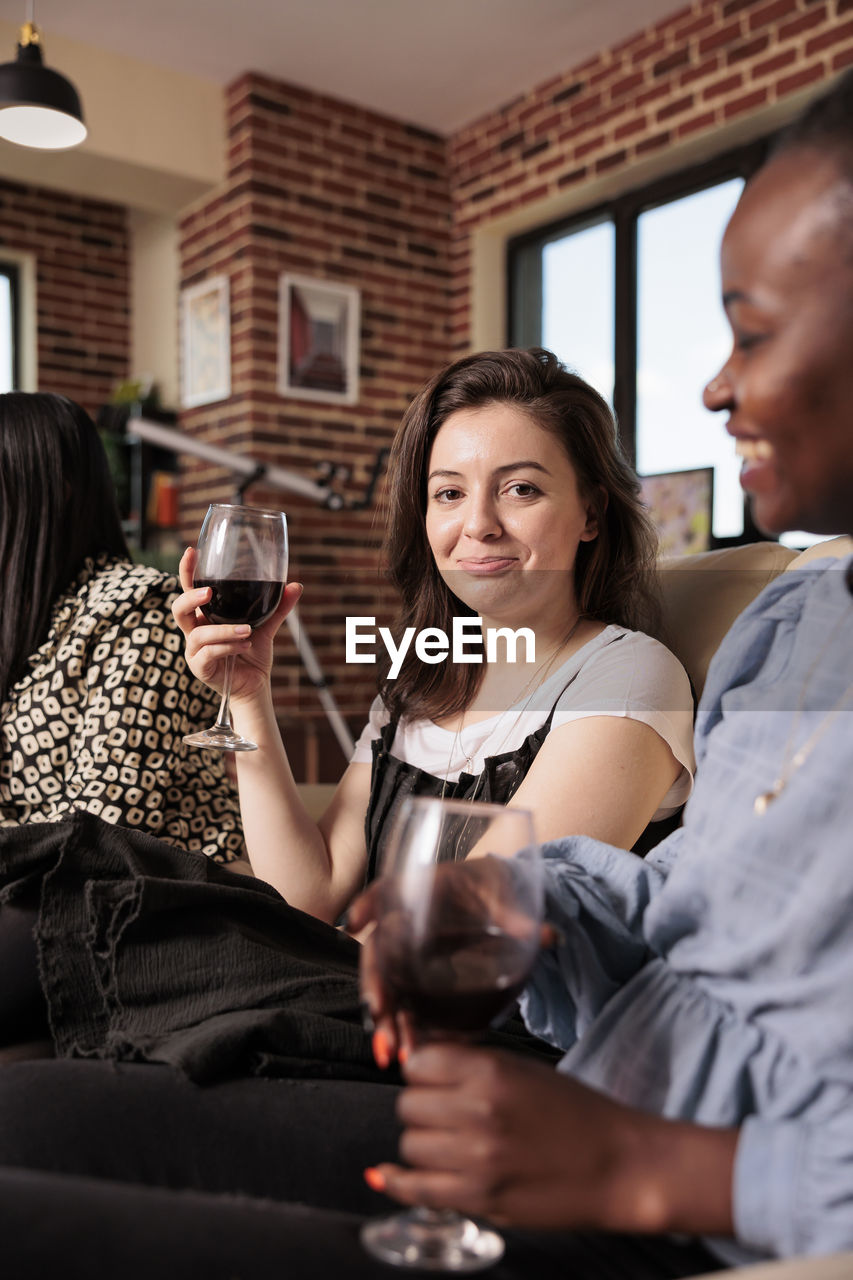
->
[519,833,673,1050]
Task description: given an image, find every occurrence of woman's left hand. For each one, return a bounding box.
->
[367,1043,634,1230]
[366,1042,737,1237]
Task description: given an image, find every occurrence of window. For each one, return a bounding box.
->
[0,262,19,392]
[508,139,769,545]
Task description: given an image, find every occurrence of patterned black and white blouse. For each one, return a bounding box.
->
[0,555,245,862]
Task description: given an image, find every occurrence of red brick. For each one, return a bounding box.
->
[614,115,648,141]
[611,70,645,97]
[777,64,826,95]
[723,86,768,119]
[595,149,628,173]
[680,56,721,87]
[702,72,744,100]
[726,35,769,65]
[833,45,853,70]
[805,20,853,57]
[556,165,588,189]
[676,111,719,138]
[657,93,695,121]
[673,11,716,41]
[751,48,797,79]
[590,62,620,87]
[630,36,667,64]
[778,9,827,40]
[635,81,672,108]
[636,130,671,155]
[653,48,691,77]
[699,20,745,55]
[575,133,607,158]
[747,0,799,31]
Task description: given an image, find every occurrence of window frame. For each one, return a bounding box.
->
[507,136,771,546]
[0,259,21,391]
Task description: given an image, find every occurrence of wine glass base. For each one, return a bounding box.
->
[182,729,258,752]
[360,1208,504,1272]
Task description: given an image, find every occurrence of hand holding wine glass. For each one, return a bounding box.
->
[175,503,292,751]
[360,796,542,1272]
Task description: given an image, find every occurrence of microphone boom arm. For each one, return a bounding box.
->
[127,415,365,760]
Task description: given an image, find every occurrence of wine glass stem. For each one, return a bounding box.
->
[213,655,236,733]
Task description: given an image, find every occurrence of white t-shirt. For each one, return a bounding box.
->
[352,625,695,820]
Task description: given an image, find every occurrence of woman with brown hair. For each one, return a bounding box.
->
[174,348,694,921]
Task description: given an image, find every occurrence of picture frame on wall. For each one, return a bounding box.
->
[181,275,231,408]
[639,466,715,558]
[278,273,360,405]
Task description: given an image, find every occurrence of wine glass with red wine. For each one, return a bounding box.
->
[182,503,288,752]
[361,796,541,1272]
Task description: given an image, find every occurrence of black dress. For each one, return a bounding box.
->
[364,685,681,883]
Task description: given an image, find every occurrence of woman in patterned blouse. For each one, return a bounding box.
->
[0,392,244,862]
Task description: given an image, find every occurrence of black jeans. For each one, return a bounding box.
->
[0,1060,724,1280]
[0,902,49,1046]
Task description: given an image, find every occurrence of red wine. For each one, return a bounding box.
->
[377,923,534,1035]
[196,577,284,629]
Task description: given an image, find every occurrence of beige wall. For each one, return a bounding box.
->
[0,21,224,212]
[0,22,226,404]
[128,211,180,407]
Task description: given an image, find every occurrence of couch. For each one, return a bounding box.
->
[287,535,852,823]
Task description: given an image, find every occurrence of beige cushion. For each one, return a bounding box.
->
[658,542,797,700]
[785,535,853,570]
[693,1253,853,1280]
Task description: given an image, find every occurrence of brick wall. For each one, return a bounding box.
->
[449,0,853,349]
[177,74,452,775]
[0,180,129,414]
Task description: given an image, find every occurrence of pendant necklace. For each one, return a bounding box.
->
[753,610,853,817]
[441,613,585,803]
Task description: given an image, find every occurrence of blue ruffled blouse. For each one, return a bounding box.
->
[520,557,853,1266]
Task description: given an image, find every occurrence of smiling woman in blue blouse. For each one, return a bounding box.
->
[353,67,853,1269]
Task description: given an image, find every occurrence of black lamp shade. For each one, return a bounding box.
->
[0,40,86,150]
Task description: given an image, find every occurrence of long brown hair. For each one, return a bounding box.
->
[380,348,660,724]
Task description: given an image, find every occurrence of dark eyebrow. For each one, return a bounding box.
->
[722,289,749,307]
[427,461,550,483]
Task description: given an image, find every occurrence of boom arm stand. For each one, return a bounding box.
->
[126,417,390,762]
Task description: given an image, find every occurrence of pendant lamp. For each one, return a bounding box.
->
[0,7,86,150]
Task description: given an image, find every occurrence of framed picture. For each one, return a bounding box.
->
[278,273,360,405]
[639,466,714,558]
[181,275,231,408]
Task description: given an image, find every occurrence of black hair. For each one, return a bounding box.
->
[0,392,130,702]
[773,67,853,179]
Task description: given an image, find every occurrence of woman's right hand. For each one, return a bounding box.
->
[171,546,303,703]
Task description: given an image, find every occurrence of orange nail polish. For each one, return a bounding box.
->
[398,1044,409,1066]
[372,1029,391,1069]
[364,1167,386,1192]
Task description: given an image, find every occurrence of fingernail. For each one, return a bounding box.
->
[372,1029,391,1069]
[360,1001,375,1034]
[234,626,251,637]
[364,1167,386,1192]
[397,1044,409,1066]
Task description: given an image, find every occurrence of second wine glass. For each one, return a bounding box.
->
[182,503,288,752]
[361,797,542,1272]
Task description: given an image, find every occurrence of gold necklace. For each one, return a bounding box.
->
[441,614,584,800]
[753,684,853,815]
[753,609,853,816]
